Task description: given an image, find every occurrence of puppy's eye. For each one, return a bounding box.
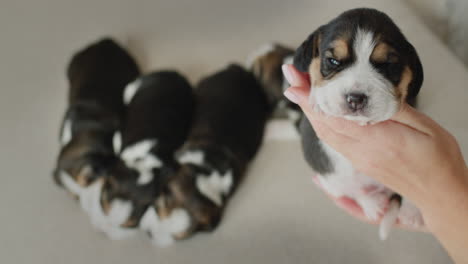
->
[327,58,341,67]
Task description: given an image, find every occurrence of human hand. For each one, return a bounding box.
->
[281,64,468,228]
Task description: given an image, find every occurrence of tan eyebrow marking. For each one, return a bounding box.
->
[330,38,349,60]
[371,42,397,63]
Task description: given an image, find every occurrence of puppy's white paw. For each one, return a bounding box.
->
[357,192,389,221]
[398,200,424,228]
[358,121,370,126]
[105,226,136,241]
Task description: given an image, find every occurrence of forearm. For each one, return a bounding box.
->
[419,168,468,263]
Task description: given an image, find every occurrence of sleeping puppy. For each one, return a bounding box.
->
[86,71,195,240]
[248,43,302,126]
[54,38,140,197]
[293,8,424,239]
[140,64,270,245]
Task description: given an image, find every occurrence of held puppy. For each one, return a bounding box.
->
[140,65,270,245]
[248,43,302,126]
[54,38,140,196]
[89,71,195,240]
[293,8,424,239]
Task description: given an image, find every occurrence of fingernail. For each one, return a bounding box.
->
[281,64,295,85]
[283,89,299,104]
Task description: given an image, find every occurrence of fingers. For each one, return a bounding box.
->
[285,85,309,107]
[313,177,428,232]
[334,197,378,224]
[282,64,311,107]
[391,104,436,136]
[282,64,310,87]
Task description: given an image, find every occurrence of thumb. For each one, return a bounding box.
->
[281,64,310,87]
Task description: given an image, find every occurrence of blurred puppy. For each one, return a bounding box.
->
[54,38,140,196]
[90,71,195,240]
[293,8,424,239]
[141,64,270,245]
[248,43,302,125]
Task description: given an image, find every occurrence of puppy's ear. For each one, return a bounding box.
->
[293,27,323,72]
[405,43,424,106]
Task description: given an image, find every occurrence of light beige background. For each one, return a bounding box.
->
[1,0,466,263]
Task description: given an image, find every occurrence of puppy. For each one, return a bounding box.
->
[54,38,140,196]
[249,43,302,126]
[293,8,424,239]
[86,71,195,240]
[140,64,270,245]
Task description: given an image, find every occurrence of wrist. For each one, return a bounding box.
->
[419,168,468,232]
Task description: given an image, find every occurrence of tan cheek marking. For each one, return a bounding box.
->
[173,231,191,240]
[173,220,196,240]
[396,66,413,103]
[121,218,137,228]
[101,196,110,214]
[76,174,87,187]
[156,196,171,219]
[76,165,93,187]
[196,211,215,226]
[332,39,349,60]
[308,57,326,87]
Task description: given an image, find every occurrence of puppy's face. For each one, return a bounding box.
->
[54,137,115,193]
[99,160,166,228]
[148,164,222,242]
[149,146,236,240]
[294,8,423,124]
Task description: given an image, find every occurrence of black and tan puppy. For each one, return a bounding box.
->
[293,8,424,239]
[54,38,140,196]
[248,43,302,125]
[84,71,195,240]
[139,64,271,245]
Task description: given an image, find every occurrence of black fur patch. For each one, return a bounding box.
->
[299,116,334,175]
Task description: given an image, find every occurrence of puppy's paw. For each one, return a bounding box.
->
[104,226,136,240]
[357,192,389,221]
[358,121,370,126]
[398,200,424,228]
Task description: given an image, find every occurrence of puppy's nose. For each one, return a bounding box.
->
[346,93,368,111]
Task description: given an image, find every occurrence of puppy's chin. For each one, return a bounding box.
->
[310,87,399,126]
